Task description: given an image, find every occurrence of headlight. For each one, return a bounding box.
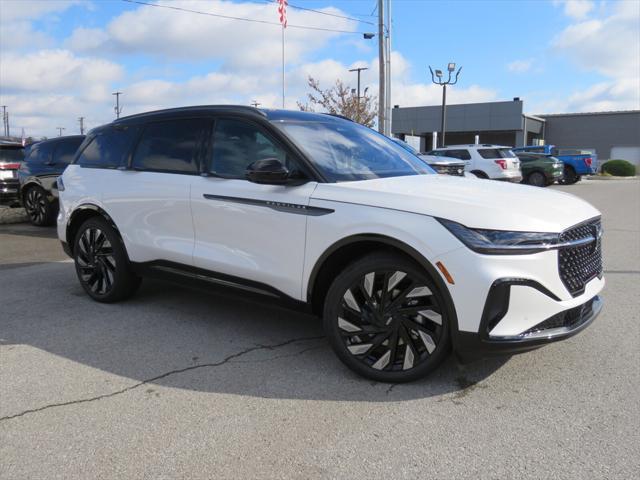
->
[436,218,592,254]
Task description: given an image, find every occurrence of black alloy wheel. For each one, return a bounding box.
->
[324,253,450,382]
[73,217,141,302]
[527,171,547,187]
[24,186,54,226]
[471,170,489,179]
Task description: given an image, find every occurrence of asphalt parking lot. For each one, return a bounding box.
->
[1,178,638,479]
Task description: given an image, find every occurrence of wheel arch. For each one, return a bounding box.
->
[66,204,122,255]
[306,234,458,323]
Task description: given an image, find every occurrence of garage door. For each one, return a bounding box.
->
[611,146,640,166]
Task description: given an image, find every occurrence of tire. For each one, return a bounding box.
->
[73,217,141,303]
[527,171,547,187]
[23,185,56,226]
[471,170,489,179]
[323,253,451,383]
[559,166,580,185]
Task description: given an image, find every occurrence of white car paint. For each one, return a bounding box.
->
[59,166,603,338]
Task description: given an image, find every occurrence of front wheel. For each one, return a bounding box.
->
[323,253,451,383]
[527,171,547,187]
[73,217,141,303]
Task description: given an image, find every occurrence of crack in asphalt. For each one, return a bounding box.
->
[0,335,324,422]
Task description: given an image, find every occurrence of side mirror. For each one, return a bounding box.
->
[246,158,290,185]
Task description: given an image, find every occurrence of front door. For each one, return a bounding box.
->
[190,117,318,300]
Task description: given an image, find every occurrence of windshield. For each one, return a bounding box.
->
[275,120,433,182]
[0,147,25,163]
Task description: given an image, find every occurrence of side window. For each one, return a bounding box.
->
[478,149,500,159]
[77,126,140,169]
[445,149,471,160]
[211,119,288,178]
[132,119,207,174]
[53,139,84,165]
[27,143,54,164]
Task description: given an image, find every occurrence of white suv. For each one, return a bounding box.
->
[57,107,604,382]
[429,144,522,181]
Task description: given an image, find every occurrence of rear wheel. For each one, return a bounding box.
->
[73,217,141,303]
[527,171,547,187]
[323,253,451,382]
[23,186,56,226]
[559,166,580,185]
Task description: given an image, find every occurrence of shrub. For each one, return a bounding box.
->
[601,159,636,177]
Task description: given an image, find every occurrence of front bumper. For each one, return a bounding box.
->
[455,291,602,361]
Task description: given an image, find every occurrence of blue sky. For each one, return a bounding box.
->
[1,0,638,137]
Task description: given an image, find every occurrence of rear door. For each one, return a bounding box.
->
[190,117,317,299]
[102,118,209,265]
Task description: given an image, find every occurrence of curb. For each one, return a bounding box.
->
[585,176,639,181]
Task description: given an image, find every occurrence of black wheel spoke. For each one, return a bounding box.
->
[337,268,445,373]
[75,226,117,297]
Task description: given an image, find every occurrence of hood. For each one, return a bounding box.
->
[311,174,600,232]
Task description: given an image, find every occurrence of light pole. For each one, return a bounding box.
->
[112,91,123,119]
[349,67,368,123]
[429,63,462,147]
[57,127,65,137]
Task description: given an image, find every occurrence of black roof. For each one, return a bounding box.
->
[30,135,85,147]
[112,105,348,125]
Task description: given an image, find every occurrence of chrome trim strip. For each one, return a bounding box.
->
[203,194,334,216]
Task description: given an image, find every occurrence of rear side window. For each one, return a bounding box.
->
[77,127,140,169]
[53,138,84,165]
[478,148,516,159]
[444,149,471,160]
[132,119,208,174]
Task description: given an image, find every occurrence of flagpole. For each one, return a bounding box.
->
[281,24,285,108]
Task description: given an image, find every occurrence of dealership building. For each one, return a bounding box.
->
[391,99,640,164]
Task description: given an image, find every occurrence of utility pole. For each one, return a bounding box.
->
[57,127,65,137]
[1,106,6,137]
[377,0,385,134]
[250,101,261,108]
[349,67,368,123]
[78,117,85,135]
[384,0,391,136]
[112,91,123,119]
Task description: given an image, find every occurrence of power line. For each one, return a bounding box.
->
[260,0,375,25]
[121,0,367,35]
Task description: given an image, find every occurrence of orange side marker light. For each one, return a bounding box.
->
[436,261,455,285]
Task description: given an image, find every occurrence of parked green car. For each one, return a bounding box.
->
[515,152,564,187]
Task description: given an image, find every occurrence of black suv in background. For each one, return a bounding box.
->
[18,135,85,225]
[0,141,25,207]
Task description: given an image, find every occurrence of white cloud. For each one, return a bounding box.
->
[0,0,81,21]
[67,0,356,70]
[547,0,640,112]
[507,59,534,73]
[553,0,595,20]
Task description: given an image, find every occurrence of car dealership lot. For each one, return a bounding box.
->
[1,179,638,479]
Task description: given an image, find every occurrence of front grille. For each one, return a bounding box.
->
[523,298,595,335]
[558,218,603,296]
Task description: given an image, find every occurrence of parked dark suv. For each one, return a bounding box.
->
[0,141,25,207]
[18,135,84,225]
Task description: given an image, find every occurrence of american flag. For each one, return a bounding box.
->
[277,0,287,28]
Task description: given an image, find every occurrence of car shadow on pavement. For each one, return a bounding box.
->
[0,223,58,239]
[2,264,509,403]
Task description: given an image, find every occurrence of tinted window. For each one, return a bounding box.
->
[26,143,53,164]
[211,119,288,178]
[53,138,84,165]
[277,120,431,182]
[443,149,471,160]
[478,148,516,159]
[0,146,25,162]
[132,119,207,173]
[77,126,140,169]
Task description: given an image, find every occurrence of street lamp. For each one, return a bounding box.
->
[429,63,462,147]
[349,67,368,123]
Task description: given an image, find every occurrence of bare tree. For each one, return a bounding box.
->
[297,76,377,127]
